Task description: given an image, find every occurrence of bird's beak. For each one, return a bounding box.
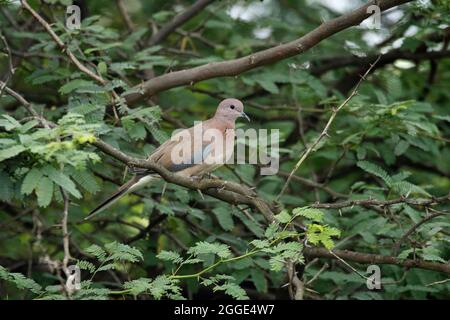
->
[240,112,250,122]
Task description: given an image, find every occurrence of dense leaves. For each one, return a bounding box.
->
[0,0,449,300]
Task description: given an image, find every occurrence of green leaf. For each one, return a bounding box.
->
[0,145,26,162]
[357,160,393,186]
[77,260,96,273]
[97,263,116,272]
[250,269,267,293]
[421,247,446,263]
[0,171,14,201]
[70,169,100,194]
[188,241,232,259]
[213,207,235,231]
[104,242,143,263]
[274,209,291,224]
[156,250,183,264]
[124,276,183,299]
[97,61,107,75]
[250,239,270,249]
[269,256,285,272]
[21,168,43,195]
[43,166,81,198]
[394,140,410,156]
[59,79,97,94]
[391,181,430,197]
[0,114,22,131]
[0,265,42,295]
[213,281,249,300]
[256,78,279,94]
[264,223,279,240]
[85,244,107,261]
[293,207,324,222]
[35,177,53,207]
[306,224,340,249]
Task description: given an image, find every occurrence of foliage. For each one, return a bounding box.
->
[0,0,449,300]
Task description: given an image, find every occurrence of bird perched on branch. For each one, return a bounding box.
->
[86,98,249,219]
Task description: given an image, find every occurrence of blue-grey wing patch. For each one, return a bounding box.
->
[169,142,213,172]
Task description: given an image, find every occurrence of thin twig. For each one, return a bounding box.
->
[328,250,370,281]
[276,56,381,201]
[393,210,449,255]
[306,262,329,286]
[426,278,450,286]
[0,31,15,96]
[20,0,106,85]
[115,0,135,33]
[0,80,52,129]
[148,0,214,46]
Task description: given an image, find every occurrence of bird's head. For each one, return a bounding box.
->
[214,98,250,122]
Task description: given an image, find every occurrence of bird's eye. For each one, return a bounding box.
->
[230,105,235,109]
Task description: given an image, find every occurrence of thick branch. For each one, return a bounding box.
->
[91,139,275,221]
[304,247,450,275]
[311,194,450,209]
[311,49,450,75]
[148,0,214,46]
[124,0,413,105]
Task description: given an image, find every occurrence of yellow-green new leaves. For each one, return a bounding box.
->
[277,207,341,250]
[306,224,341,250]
[295,207,341,249]
[2,112,101,206]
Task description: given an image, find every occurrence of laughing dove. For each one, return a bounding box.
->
[87,98,249,219]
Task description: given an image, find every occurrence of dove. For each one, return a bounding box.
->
[86,98,249,219]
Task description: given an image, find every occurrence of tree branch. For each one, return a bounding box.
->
[20,0,106,85]
[148,0,214,46]
[91,139,275,221]
[124,0,413,105]
[115,0,135,33]
[311,193,450,209]
[392,209,449,255]
[304,247,450,275]
[311,49,450,75]
[276,56,380,201]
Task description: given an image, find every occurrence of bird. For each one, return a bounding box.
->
[86,98,249,219]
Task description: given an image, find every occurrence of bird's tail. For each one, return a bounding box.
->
[85,175,157,220]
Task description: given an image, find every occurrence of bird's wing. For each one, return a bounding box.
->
[148,123,215,173]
